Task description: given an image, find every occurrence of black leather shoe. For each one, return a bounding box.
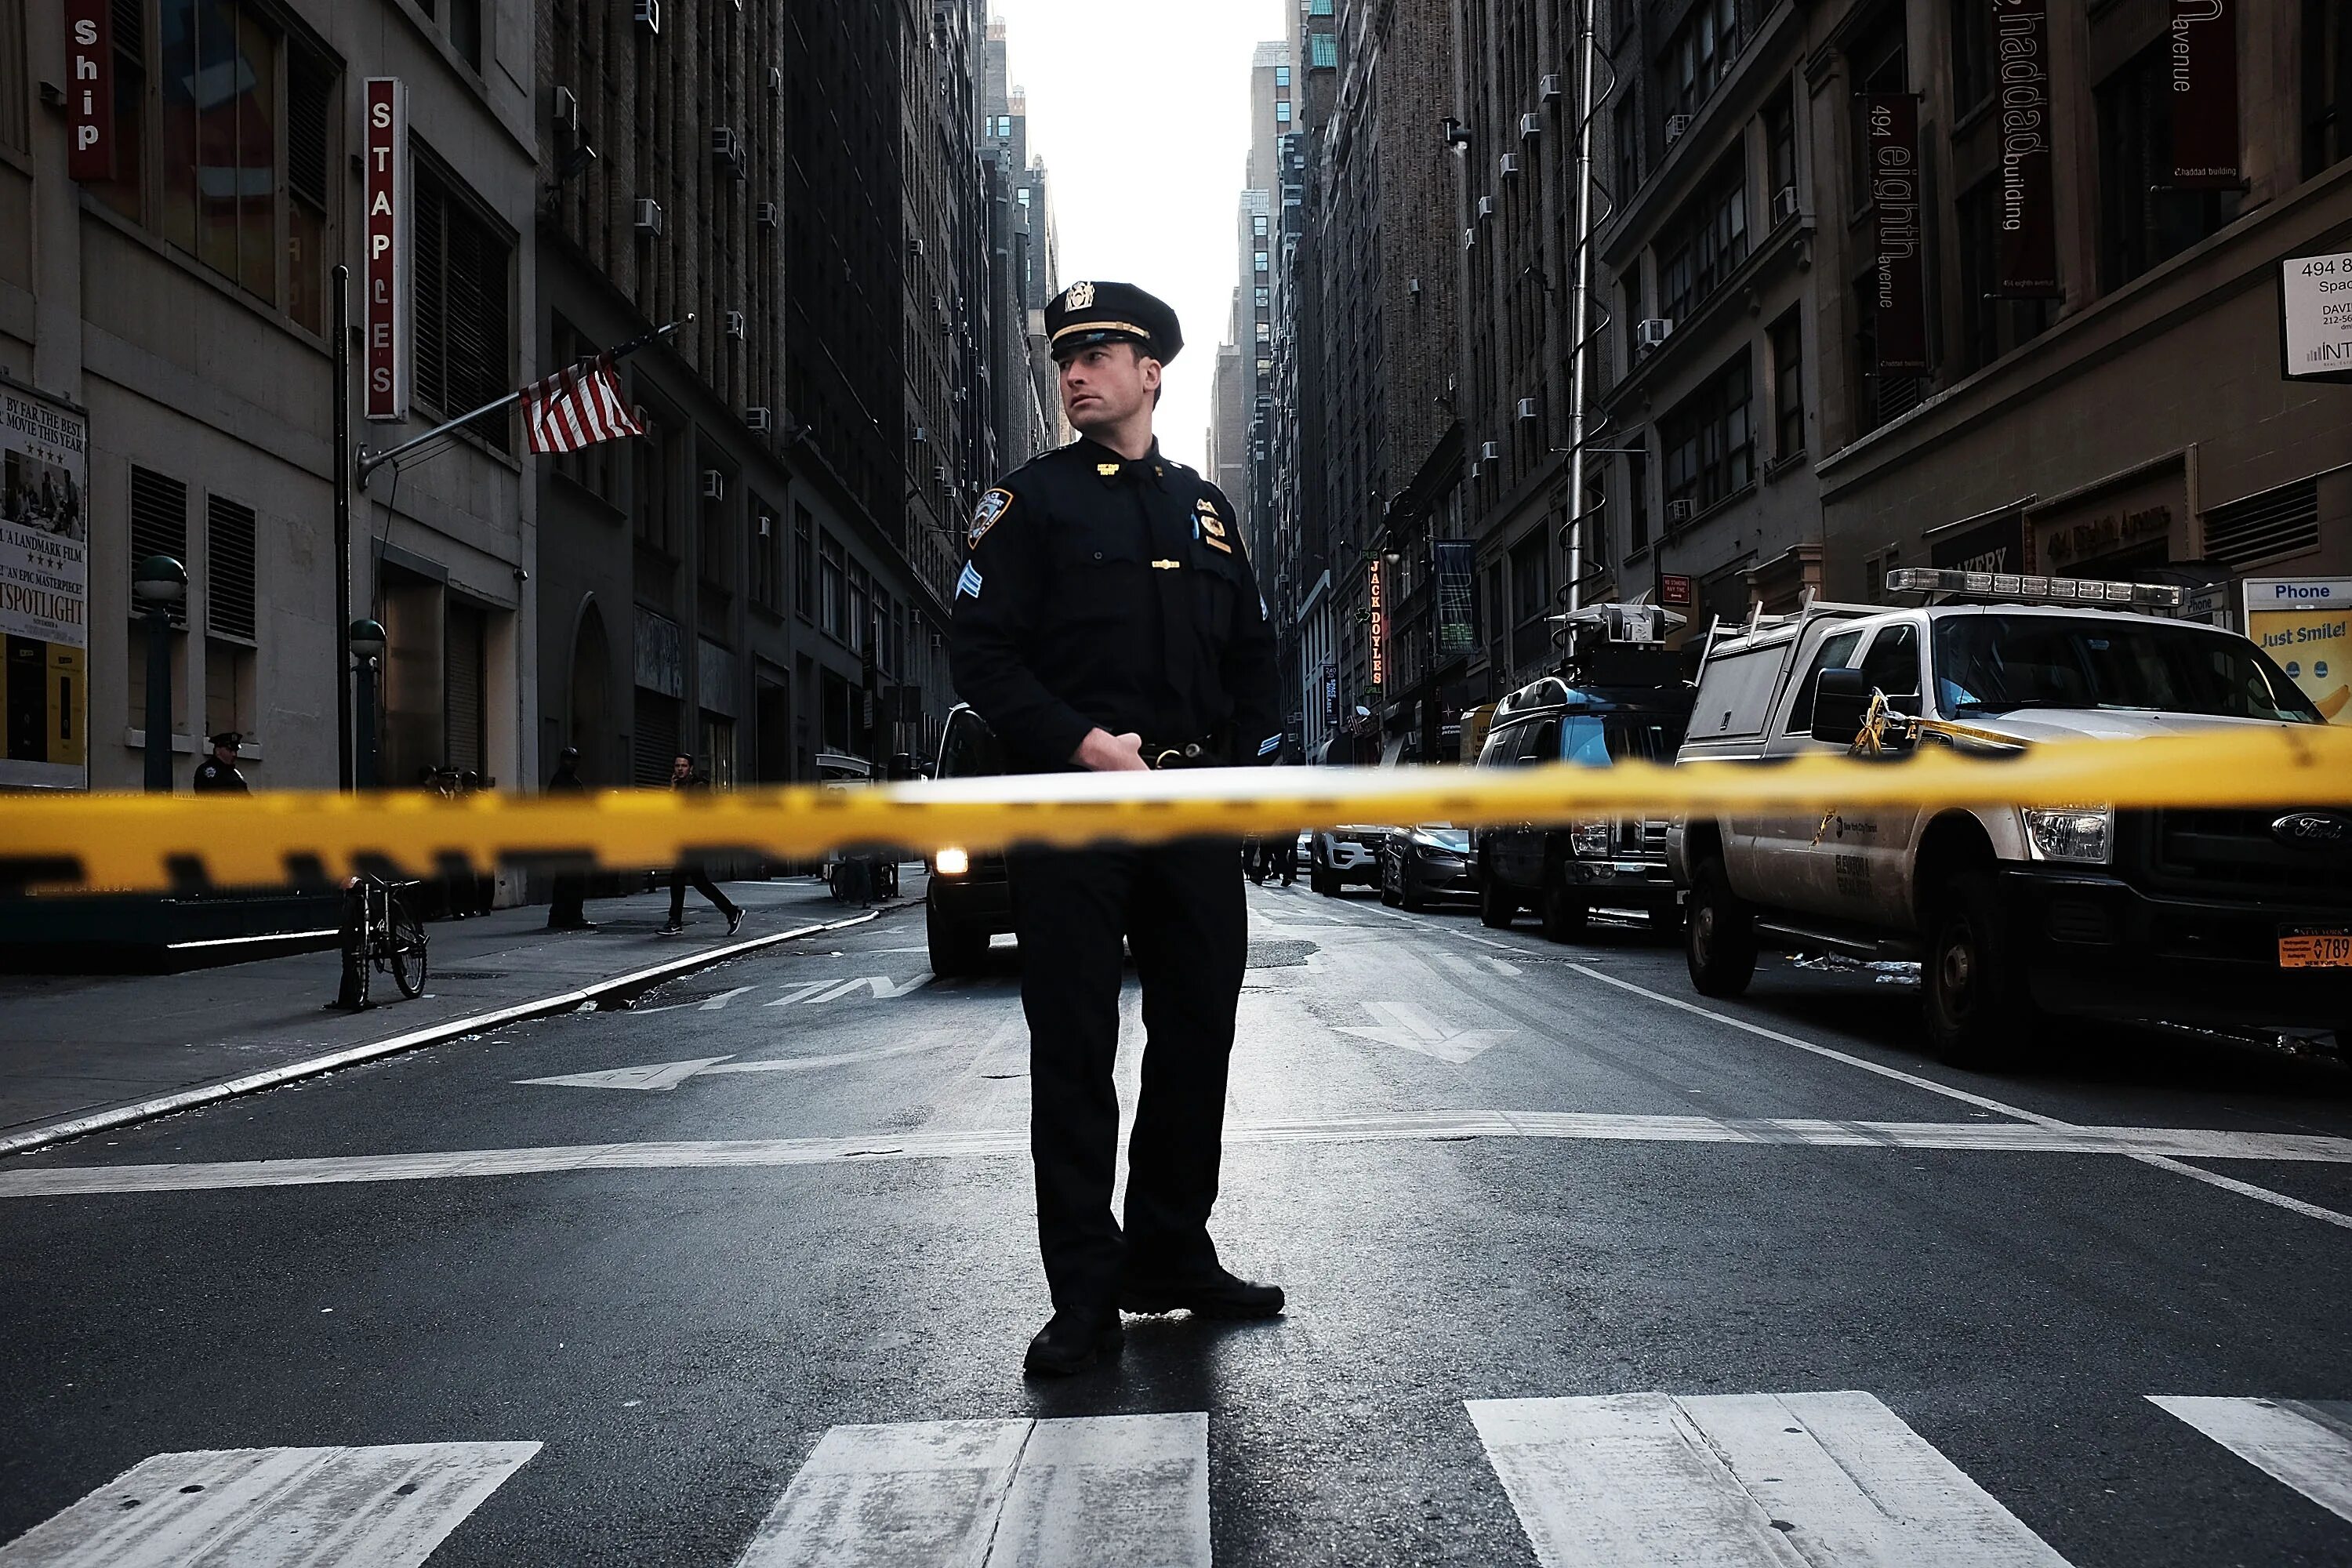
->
[1022,1311,1123,1376]
[1120,1269,1286,1319]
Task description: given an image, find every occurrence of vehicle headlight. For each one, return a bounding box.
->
[2022,806,2111,865]
[1570,820,1613,858]
[935,846,971,876]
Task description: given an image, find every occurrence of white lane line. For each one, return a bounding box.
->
[733,1414,1207,1568]
[0,1442,539,1567]
[1563,961,2352,1232]
[517,1035,966,1091]
[1468,1391,2069,1567]
[2149,1396,2352,1523]
[13,1113,2352,1198]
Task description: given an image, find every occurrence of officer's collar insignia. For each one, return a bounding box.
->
[968,487,1014,549]
[1151,558,1183,570]
[1095,462,1121,478]
[1065,280,1096,310]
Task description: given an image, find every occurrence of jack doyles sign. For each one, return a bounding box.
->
[2245,578,2352,723]
[0,384,90,788]
[2281,251,2352,384]
[363,78,411,423]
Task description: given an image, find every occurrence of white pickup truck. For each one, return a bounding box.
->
[1664,569,2349,1067]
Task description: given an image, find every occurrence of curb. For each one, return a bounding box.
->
[0,902,913,1161]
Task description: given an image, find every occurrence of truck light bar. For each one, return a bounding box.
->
[1884,568,2188,610]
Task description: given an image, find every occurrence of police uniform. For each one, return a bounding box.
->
[192,733,249,793]
[949,281,1284,1372]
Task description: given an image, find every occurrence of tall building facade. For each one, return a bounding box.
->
[979,16,1058,465]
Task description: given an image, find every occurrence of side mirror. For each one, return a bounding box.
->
[1809,666,1878,745]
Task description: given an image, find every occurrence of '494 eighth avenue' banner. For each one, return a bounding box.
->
[0,383,89,789]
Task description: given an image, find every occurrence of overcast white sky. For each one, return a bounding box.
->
[984,0,1286,471]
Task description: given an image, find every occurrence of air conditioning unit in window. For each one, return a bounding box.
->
[756,514,772,538]
[1516,397,1539,421]
[702,470,727,500]
[1772,183,1800,224]
[744,406,772,434]
[1469,460,1483,481]
[1462,227,1476,251]
[754,201,779,231]
[933,465,949,485]
[769,66,783,95]
[1519,111,1541,140]
[710,126,745,177]
[1666,498,1696,525]
[554,86,579,133]
[1538,74,1561,103]
[1475,194,1494,219]
[724,310,746,339]
[911,425,928,445]
[1635,317,1673,351]
[1664,113,1692,146]
[1499,154,1521,177]
[1480,441,1501,461]
[633,0,659,34]
[633,198,663,236]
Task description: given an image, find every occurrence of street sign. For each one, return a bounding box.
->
[1658,573,1693,608]
[2281,251,2352,385]
[362,78,411,423]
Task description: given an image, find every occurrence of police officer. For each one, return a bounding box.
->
[192,732,249,793]
[949,280,1286,1377]
[546,747,595,931]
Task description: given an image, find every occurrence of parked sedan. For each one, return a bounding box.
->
[1378,824,1475,911]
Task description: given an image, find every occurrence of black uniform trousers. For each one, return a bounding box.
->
[1008,837,1247,1315]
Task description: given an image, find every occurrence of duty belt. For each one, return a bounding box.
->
[1145,740,1222,770]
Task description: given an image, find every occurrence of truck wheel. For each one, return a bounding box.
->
[1686,858,1756,997]
[1924,873,2035,1069]
[1312,866,1339,897]
[1399,873,1429,913]
[926,897,989,979]
[1478,862,1515,929]
[1540,877,1588,943]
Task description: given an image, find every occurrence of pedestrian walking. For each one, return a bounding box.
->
[546,746,594,931]
[659,753,745,936]
[949,280,1287,1377]
[191,732,249,793]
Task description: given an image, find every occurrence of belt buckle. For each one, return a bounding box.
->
[1150,742,1203,770]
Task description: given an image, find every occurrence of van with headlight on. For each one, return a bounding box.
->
[1667,569,2349,1068]
[924,704,1014,978]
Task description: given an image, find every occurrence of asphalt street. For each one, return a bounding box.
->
[5,877,2352,1566]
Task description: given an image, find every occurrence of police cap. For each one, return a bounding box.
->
[210,731,241,750]
[1044,280,1182,365]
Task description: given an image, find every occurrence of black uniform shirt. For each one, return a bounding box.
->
[950,437,1282,773]
[192,759,248,793]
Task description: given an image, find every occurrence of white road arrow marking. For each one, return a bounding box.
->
[517,1057,735,1092]
[1483,956,1523,976]
[1334,1000,1515,1064]
[763,979,840,1007]
[789,975,934,1004]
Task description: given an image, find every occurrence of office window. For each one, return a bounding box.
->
[412,158,514,451]
[634,421,677,554]
[819,532,846,641]
[205,494,256,641]
[1276,100,1291,124]
[1254,214,1269,236]
[1657,155,1747,325]
[1850,272,1923,437]
[2098,43,2235,292]
[1660,351,1754,513]
[1254,285,1270,309]
[1613,94,1640,200]
[2304,0,2351,178]
[416,0,481,71]
[1256,321,1273,342]
[1310,31,1337,67]
[751,506,782,612]
[0,0,24,152]
[1661,0,1739,120]
[1625,448,1650,551]
[1509,532,1552,672]
[1308,0,1332,15]
[1254,250,1269,272]
[699,488,730,586]
[1275,65,1290,87]
[1955,180,2055,372]
[1764,93,1795,211]
[848,564,870,655]
[129,467,190,626]
[1950,0,1993,115]
[1768,311,1802,461]
[793,506,815,620]
[1622,265,1645,360]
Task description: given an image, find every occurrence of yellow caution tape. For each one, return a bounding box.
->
[3,727,2350,895]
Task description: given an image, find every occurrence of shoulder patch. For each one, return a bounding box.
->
[968,488,1014,550]
[956,561,984,600]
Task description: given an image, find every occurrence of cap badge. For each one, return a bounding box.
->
[1065,280,1096,310]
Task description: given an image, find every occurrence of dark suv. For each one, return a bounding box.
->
[924,704,1012,977]
[1470,676,1690,940]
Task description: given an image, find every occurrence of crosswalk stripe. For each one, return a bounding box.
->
[0,1442,539,1567]
[734,1413,1208,1567]
[2149,1396,2352,1523]
[1466,1392,2070,1566]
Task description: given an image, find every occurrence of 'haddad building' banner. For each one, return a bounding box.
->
[1866,93,1929,373]
[0,383,91,789]
[1993,1,2059,296]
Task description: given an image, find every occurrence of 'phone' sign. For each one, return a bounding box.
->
[363,79,411,423]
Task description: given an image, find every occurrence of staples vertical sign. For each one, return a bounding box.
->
[2169,0,2239,187]
[64,0,113,181]
[1993,1,2059,296]
[1867,93,1929,373]
[363,78,411,423]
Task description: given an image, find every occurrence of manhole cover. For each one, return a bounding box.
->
[1246,938,1318,968]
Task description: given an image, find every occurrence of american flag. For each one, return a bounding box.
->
[521,353,644,455]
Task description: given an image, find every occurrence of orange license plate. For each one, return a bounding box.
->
[2279,928,2352,969]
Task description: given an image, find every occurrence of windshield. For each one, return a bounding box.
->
[1411,825,1470,851]
[1932,614,2321,723]
[1562,712,1688,764]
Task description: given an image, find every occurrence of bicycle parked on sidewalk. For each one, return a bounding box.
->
[336,874,428,1010]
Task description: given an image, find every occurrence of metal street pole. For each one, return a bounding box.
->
[1562,0,1602,614]
[332,263,354,791]
[354,656,378,789]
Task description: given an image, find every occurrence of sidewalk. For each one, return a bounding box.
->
[0,870,925,1153]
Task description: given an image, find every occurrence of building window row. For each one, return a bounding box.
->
[1661,0,1739,121]
[1657,154,1747,325]
[1660,350,1754,516]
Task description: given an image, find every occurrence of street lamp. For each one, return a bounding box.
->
[132,554,186,793]
[348,619,387,789]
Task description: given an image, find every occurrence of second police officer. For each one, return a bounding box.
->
[949,281,1287,1377]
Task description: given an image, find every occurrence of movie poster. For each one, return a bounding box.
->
[0,383,90,789]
